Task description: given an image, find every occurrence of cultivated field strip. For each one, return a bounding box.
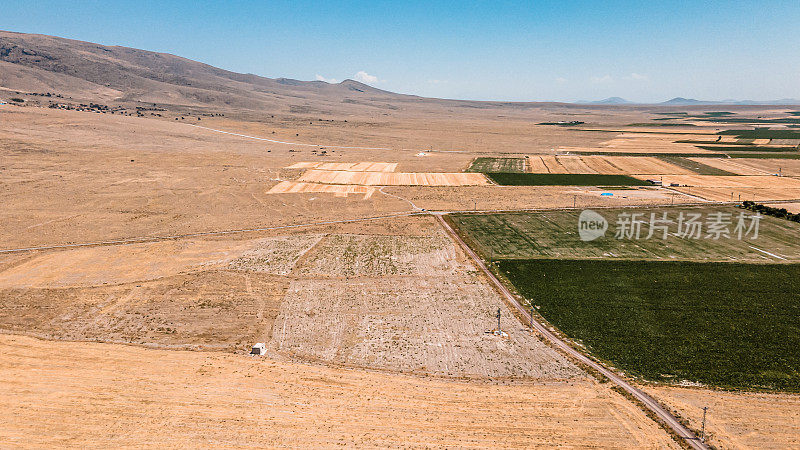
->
[286,162,398,172]
[526,155,695,175]
[632,174,800,189]
[298,169,489,186]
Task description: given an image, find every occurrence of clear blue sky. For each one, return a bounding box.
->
[2,0,799,102]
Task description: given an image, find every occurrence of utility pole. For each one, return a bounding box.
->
[701,406,708,443]
[530,307,535,329]
[473,199,477,211]
[496,308,501,333]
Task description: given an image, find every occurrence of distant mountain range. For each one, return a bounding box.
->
[583,97,800,106]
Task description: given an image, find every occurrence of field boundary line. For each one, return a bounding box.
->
[434,213,708,450]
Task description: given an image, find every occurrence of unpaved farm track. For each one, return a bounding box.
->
[435,213,708,450]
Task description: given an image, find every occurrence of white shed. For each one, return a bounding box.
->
[250,343,266,356]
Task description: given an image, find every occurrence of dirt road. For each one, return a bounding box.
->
[434,213,708,450]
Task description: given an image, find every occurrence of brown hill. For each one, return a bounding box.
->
[0,30,415,112]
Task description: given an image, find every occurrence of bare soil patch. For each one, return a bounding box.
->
[0,334,679,448]
[646,385,800,449]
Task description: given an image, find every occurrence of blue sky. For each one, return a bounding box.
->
[2,0,799,102]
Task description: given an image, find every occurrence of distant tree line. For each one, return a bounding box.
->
[741,200,800,223]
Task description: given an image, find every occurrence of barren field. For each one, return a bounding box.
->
[267,181,376,198]
[272,232,581,378]
[645,386,800,449]
[298,169,489,186]
[0,334,680,448]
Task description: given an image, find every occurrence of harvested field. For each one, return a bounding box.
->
[526,155,695,175]
[686,157,769,175]
[382,185,689,211]
[645,386,800,449]
[287,161,399,172]
[674,186,800,202]
[631,174,800,189]
[560,133,717,154]
[0,335,679,448]
[267,180,376,198]
[731,158,800,176]
[0,271,287,351]
[658,156,739,175]
[466,156,526,173]
[298,169,489,186]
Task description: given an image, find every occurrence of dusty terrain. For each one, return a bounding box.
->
[646,386,800,449]
[0,334,679,448]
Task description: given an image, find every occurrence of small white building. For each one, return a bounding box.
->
[250,343,266,356]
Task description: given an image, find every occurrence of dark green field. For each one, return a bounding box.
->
[719,129,800,139]
[486,173,650,186]
[466,157,526,173]
[496,259,800,391]
[698,145,798,153]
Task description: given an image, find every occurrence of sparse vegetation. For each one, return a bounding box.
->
[466,157,526,173]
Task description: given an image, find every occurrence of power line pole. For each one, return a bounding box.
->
[496,308,501,333]
[530,307,535,329]
[701,406,708,443]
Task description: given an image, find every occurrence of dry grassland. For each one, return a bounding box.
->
[0,271,287,351]
[687,158,772,175]
[0,334,679,448]
[298,169,489,186]
[645,386,800,449]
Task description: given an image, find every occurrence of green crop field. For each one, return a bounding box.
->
[447,206,800,261]
[496,259,800,391]
[719,129,800,139]
[657,156,738,175]
[486,173,650,186]
[466,157,526,173]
